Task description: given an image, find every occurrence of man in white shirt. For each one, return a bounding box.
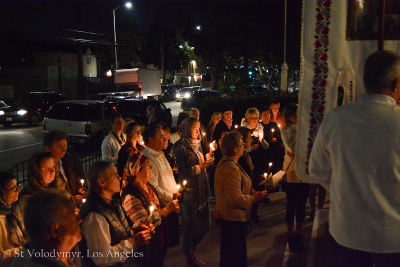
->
[309,50,400,266]
[101,113,126,166]
[141,124,181,205]
[141,124,182,250]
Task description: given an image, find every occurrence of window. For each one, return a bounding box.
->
[46,103,69,120]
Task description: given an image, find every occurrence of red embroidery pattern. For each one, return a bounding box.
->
[306,0,332,174]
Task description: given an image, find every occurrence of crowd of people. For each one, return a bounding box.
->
[6,50,400,267]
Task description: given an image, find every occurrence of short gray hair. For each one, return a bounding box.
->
[364,50,400,93]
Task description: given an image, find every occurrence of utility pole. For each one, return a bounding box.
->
[160,3,165,84]
[280,0,288,91]
[76,0,84,98]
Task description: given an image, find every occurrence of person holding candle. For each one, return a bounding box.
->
[214,131,268,267]
[117,121,144,178]
[212,105,235,166]
[280,103,310,253]
[173,117,216,267]
[43,130,86,205]
[121,155,180,267]
[259,106,284,174]
[269,99,285,128]
[79,161,153,267]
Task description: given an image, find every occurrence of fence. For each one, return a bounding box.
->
[8,147,103,189]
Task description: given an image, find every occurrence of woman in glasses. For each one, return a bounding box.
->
[0,171,26,266]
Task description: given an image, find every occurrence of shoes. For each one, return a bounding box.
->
[287,234,305,253]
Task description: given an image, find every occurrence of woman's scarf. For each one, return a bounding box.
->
[180,118,211,211]
[0,193,26,247]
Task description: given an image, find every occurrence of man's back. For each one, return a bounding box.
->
[309,94,400,253]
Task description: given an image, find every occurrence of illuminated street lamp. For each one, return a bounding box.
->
[113,2,132,71]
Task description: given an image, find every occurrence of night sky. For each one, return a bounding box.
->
[0,0,302,66]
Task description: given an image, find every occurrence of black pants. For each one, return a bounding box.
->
[334,240,400,267]
[284,182,310,225]
[217,219,248,267]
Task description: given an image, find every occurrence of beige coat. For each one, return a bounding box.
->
[213,157,255,222]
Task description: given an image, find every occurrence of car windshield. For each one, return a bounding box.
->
[0,101,7,108]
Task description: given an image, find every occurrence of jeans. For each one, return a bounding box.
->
[334,240,400,267]
[181,189,211,256]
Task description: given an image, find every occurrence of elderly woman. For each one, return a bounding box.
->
[121,155,180,267]
[241,107,270,223]
[214,131,267,267]
[281,103,310,253]
[118,121,145,177]
[173,117,215,267]
[18,152,65,214]
[0,171,26,266]
[79,161,153,267]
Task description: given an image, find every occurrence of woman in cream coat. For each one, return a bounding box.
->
[214,131,267,267]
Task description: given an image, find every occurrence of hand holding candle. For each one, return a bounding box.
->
[176,184,181,193]
[271,128,277,142]
[258,131,264,142]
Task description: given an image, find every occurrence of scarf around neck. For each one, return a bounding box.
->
[180,118,211,211]
[0,194,26,247]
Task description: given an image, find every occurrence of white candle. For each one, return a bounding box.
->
[149,205,155,223]
[80,179,84,189]
[183,180,187,190]
[82,198,86,203]
[263,173,268,191]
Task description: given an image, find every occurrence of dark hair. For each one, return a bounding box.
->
[270,99,280,106]
[87,161,113,192]
[282,103,298,127]
[157,121,170,133]
[142,124,162,145]
[235,127,253,142]
[0,171,16,189]
[364,50,400,93]
[221,105,233,113]
[24,189,75,246]
[110,113,123,124]
[259,106,269,114]
[34,152,54,168]
[43,130,69,148]
[125,122,141,138]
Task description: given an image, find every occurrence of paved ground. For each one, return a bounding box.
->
[164,191,333,267]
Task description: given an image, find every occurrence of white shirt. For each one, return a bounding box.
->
[309,94,400,253]
[81,212,134,267]
[142,147,177,205]
[101,133,126,166]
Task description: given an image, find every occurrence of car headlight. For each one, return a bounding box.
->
[184,93,190,98]
[176,93,180,97]
[17,110,27,115]
[0,110,4,115]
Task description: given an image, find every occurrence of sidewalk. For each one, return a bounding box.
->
[164,192,333,267]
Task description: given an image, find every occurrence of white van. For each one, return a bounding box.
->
[43,100,112,145]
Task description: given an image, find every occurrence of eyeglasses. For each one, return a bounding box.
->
[3,185,20,192]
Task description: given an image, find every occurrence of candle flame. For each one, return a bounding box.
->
[234,125,238,128]
[176,184,181,190]
[278,124,281,128]
[82,199,86,203]
[183,180,187,186]
[269,162,272,166]
[263,172,267,178]
[80,179,84,184]
[149,205,154,213]
[271,128,275,133]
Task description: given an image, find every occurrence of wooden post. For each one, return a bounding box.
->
[378,0,386,51]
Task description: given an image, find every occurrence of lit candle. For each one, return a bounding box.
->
[271,128,275,138]
[268,162,273,174]
[278,124,281,129]
[176,184,181,192]
[82,198,86,203]
[183,180,187,190]
[80,179,85,190]
[234,124,238,129]
[263,173,268,191]
[202,132,206,137]
[140,141,145,145]
[148,205,155,223]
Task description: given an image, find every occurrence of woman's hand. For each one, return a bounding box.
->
[166,199,180,214]
[253,190,268,202]
[200,159,213,170]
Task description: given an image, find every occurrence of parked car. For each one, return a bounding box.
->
[0,92,68,127]
[175,87,194,101]
[110,98,172,128]
[160,84,178,101]
[43,100,113,145]
[181,90,221,111]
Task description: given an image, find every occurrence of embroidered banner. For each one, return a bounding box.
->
[296,0,400,183]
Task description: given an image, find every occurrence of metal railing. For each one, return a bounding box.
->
[8,143,103,189]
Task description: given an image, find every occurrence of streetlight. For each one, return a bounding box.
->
[113,2,132,71]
